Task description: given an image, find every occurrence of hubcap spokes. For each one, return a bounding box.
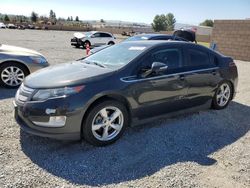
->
[1,66,24,86]
[217,84,230,107]
[92,107,124,141]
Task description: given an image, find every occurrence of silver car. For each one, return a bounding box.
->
[0,44,49,88]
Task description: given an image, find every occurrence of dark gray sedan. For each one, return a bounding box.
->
[0,44,49,88]
[14,41,238,146]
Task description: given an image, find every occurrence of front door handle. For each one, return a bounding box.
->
[179,75,185,81]
[212,70,217,75]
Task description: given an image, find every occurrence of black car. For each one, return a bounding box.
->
[14,41,238,146]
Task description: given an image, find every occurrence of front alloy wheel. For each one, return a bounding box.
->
[83,100,128,146]
[0,63,28,88]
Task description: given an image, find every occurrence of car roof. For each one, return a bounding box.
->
[132,33,172,38]
[122,40,210,51]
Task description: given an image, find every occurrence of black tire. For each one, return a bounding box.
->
[75,44,80,48]
[83,41,91,49]
[82,100,129,146]
[0,62,29,88]
[108,41,115,45]
[212,81,233,110]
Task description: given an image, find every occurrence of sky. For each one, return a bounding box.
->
[0,0,249,25]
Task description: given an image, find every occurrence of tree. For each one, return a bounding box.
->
[31,12,38,23]
[67,17,70,21]
[152,13,176,32]
[100,19,105,23]
[4,14,10,22]
[165,13,176,31]
[200,19,214,27]
[75,16,79,22]
[70,16,73,21]
[49,10,57,24]
[152,14,167,32]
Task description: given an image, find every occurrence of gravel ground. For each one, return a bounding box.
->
[0,29,249,188]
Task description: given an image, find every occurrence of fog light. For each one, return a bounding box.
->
[32,116,66,127]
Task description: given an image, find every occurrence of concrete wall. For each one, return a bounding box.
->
[211,20,250,61]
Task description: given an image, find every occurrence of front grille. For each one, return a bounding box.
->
[15,84,35,105]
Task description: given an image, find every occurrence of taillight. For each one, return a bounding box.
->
[229,61,236,67]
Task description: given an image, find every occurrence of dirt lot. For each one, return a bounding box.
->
[0,29,249,188]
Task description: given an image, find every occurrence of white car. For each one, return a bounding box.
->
[0,22,6,29]
[71,31,116,48]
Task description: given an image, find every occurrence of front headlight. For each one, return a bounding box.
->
[30,56,48,64]
[32,85,85,101]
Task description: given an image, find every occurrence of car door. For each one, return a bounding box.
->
[123,45,189,119]
[182,46,221,106]
[91,32,103,46]
[100,33,112,44]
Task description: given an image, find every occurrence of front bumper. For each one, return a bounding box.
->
[13,98,83,140]
[71,37,82,46]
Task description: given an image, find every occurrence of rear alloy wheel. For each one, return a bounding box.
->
[0,63,28,88]
[82,100,128,146]
[212,82,232,110]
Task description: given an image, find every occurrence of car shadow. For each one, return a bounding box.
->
[0,87,17,100]
[20,101,250,186]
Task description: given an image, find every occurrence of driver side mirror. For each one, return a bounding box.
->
[141,62,168,78]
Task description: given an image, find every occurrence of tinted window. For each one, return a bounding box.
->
[187,49,211,68]
[93,33,101,37]
[152,49,182,69]
[100,33,112,37]
[139,48,182,73]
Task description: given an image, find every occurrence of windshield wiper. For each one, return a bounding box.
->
[85,61,106,68]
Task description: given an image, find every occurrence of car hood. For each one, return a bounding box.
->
[24,61,113,89]
[74,32,87,39]
[0,44,43,56]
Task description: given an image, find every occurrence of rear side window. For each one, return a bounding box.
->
[100,33,112,37]
[186,48,213,69]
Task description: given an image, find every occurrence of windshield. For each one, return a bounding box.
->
[84,32,94,37]
[82,43,148,69]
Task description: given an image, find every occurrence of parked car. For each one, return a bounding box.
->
[71,31,116,48]
[14,41,238,146]
[7,23,17,29]
[0,22,6,29]
[27,24,35,29]
[90,33,189,54]
[17,25,26,30]
[0,44,49,88]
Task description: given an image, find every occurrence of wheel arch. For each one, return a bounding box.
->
[80,93,132,136]
[0,60,30,74]
[216,79,235,100]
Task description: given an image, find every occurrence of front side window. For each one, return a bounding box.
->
[140,48,182,72]
[93,33,101,37]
